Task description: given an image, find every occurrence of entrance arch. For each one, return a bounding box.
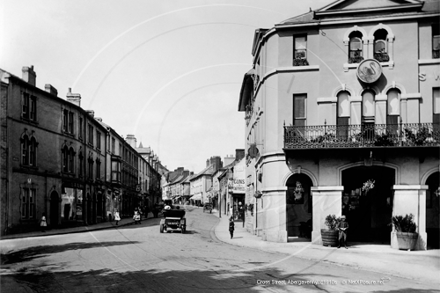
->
[341,166,395,243]
[50,191,59,227]
[425,171,439,249]
[286,173,313,239]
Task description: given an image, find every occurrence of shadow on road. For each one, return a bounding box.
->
[1,241,140,265]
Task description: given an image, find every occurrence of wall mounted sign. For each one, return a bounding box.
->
[357,59,382,83]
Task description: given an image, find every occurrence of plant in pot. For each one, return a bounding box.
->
[392,213,418,251]
[321,214,340,247]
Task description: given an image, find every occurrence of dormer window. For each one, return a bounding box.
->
[348,31,363,64]
[374,29,389,62]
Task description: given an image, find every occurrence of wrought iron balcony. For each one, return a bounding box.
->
[284,123,440,149]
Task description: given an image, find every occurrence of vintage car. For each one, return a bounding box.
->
[203,202,213,213]
[160,208,186,233]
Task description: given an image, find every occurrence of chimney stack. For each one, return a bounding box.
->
[22,65,36,86]
[44,84,58,96]
[86,110,94,118]
[66,88,81,107]
[125,134,137,148]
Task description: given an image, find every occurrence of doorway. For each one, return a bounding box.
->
[286,173,313,238]
[341,166,395,243]
[50,191,59,227]
[426,171,439,249]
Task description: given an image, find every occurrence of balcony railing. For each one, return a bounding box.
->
[284,123,440,149]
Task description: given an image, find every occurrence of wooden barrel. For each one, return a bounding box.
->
[321,229,339,247]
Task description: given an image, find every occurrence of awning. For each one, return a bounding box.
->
[190,194,202,201]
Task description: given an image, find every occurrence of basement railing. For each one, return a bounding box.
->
[284,122,440,149]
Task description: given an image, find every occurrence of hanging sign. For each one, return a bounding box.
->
[357,59,382,83]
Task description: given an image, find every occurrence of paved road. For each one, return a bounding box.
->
[1,207,438,292]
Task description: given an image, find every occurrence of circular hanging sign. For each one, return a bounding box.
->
[357,59,382,83]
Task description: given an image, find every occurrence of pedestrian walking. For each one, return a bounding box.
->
[229,217,235,239]
[40,212,47,232]
[337,215,349,248]
[114,210,121,226]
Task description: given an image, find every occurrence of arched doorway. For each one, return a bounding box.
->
[426,171,439,249]
[286,173,313,239]
[341,166,395,243]
[50,191,59,227]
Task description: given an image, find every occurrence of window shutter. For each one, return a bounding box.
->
[362,91,375,117]
[338,91,350,117]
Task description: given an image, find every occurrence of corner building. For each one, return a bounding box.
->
[238,0,439,250]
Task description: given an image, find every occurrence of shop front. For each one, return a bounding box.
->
[62,181,84,223]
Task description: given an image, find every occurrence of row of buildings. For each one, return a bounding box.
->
[0,66,164,235]
[163,150,247,220]
[237,0,439,250]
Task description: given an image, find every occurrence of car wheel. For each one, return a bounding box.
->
[160,224,164,233]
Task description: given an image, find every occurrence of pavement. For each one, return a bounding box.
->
[212,210,440,285]
[1,207,439,286]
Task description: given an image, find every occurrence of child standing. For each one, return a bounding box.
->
[40,213,47,232]
[114,210,120,226]
[229,217,235,239]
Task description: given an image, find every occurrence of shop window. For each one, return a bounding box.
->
[387,89,400,133]
[293,94,307,127]
[348,31,364,64]
[21,134,38,167]
[337,91,350,139]
[374,29,389,62]
[433,25,440,59]
[293,35,309,66]
[21,188,36,219]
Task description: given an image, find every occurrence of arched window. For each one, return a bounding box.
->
[349,31,363,64]
[62,146,69,173]
[337,91,350,139]
[69,147,75,173]
[374,29,389,62]
[387,89,400,132]
[362,90,375,139]
[21,135,29,165]
[21,134,38,166]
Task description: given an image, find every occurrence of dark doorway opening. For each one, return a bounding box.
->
[286,173,313,239]
[342,166,395,243]
[426,172,440,249]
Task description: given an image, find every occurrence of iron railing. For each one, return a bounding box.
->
[284,123,440,149]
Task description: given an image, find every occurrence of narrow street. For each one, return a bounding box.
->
[1,207,438,293]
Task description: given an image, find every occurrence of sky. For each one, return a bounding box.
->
[0,0,333,173]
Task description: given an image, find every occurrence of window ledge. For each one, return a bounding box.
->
[419,59,440,65]
[344,60,394,71]
[20,117,39,125]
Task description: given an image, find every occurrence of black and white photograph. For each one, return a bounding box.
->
[1,0,439,292]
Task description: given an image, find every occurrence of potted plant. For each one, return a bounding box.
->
[321,214,340,247]
[392,214,418,251]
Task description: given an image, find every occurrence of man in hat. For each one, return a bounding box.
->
[337,215,349,248]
